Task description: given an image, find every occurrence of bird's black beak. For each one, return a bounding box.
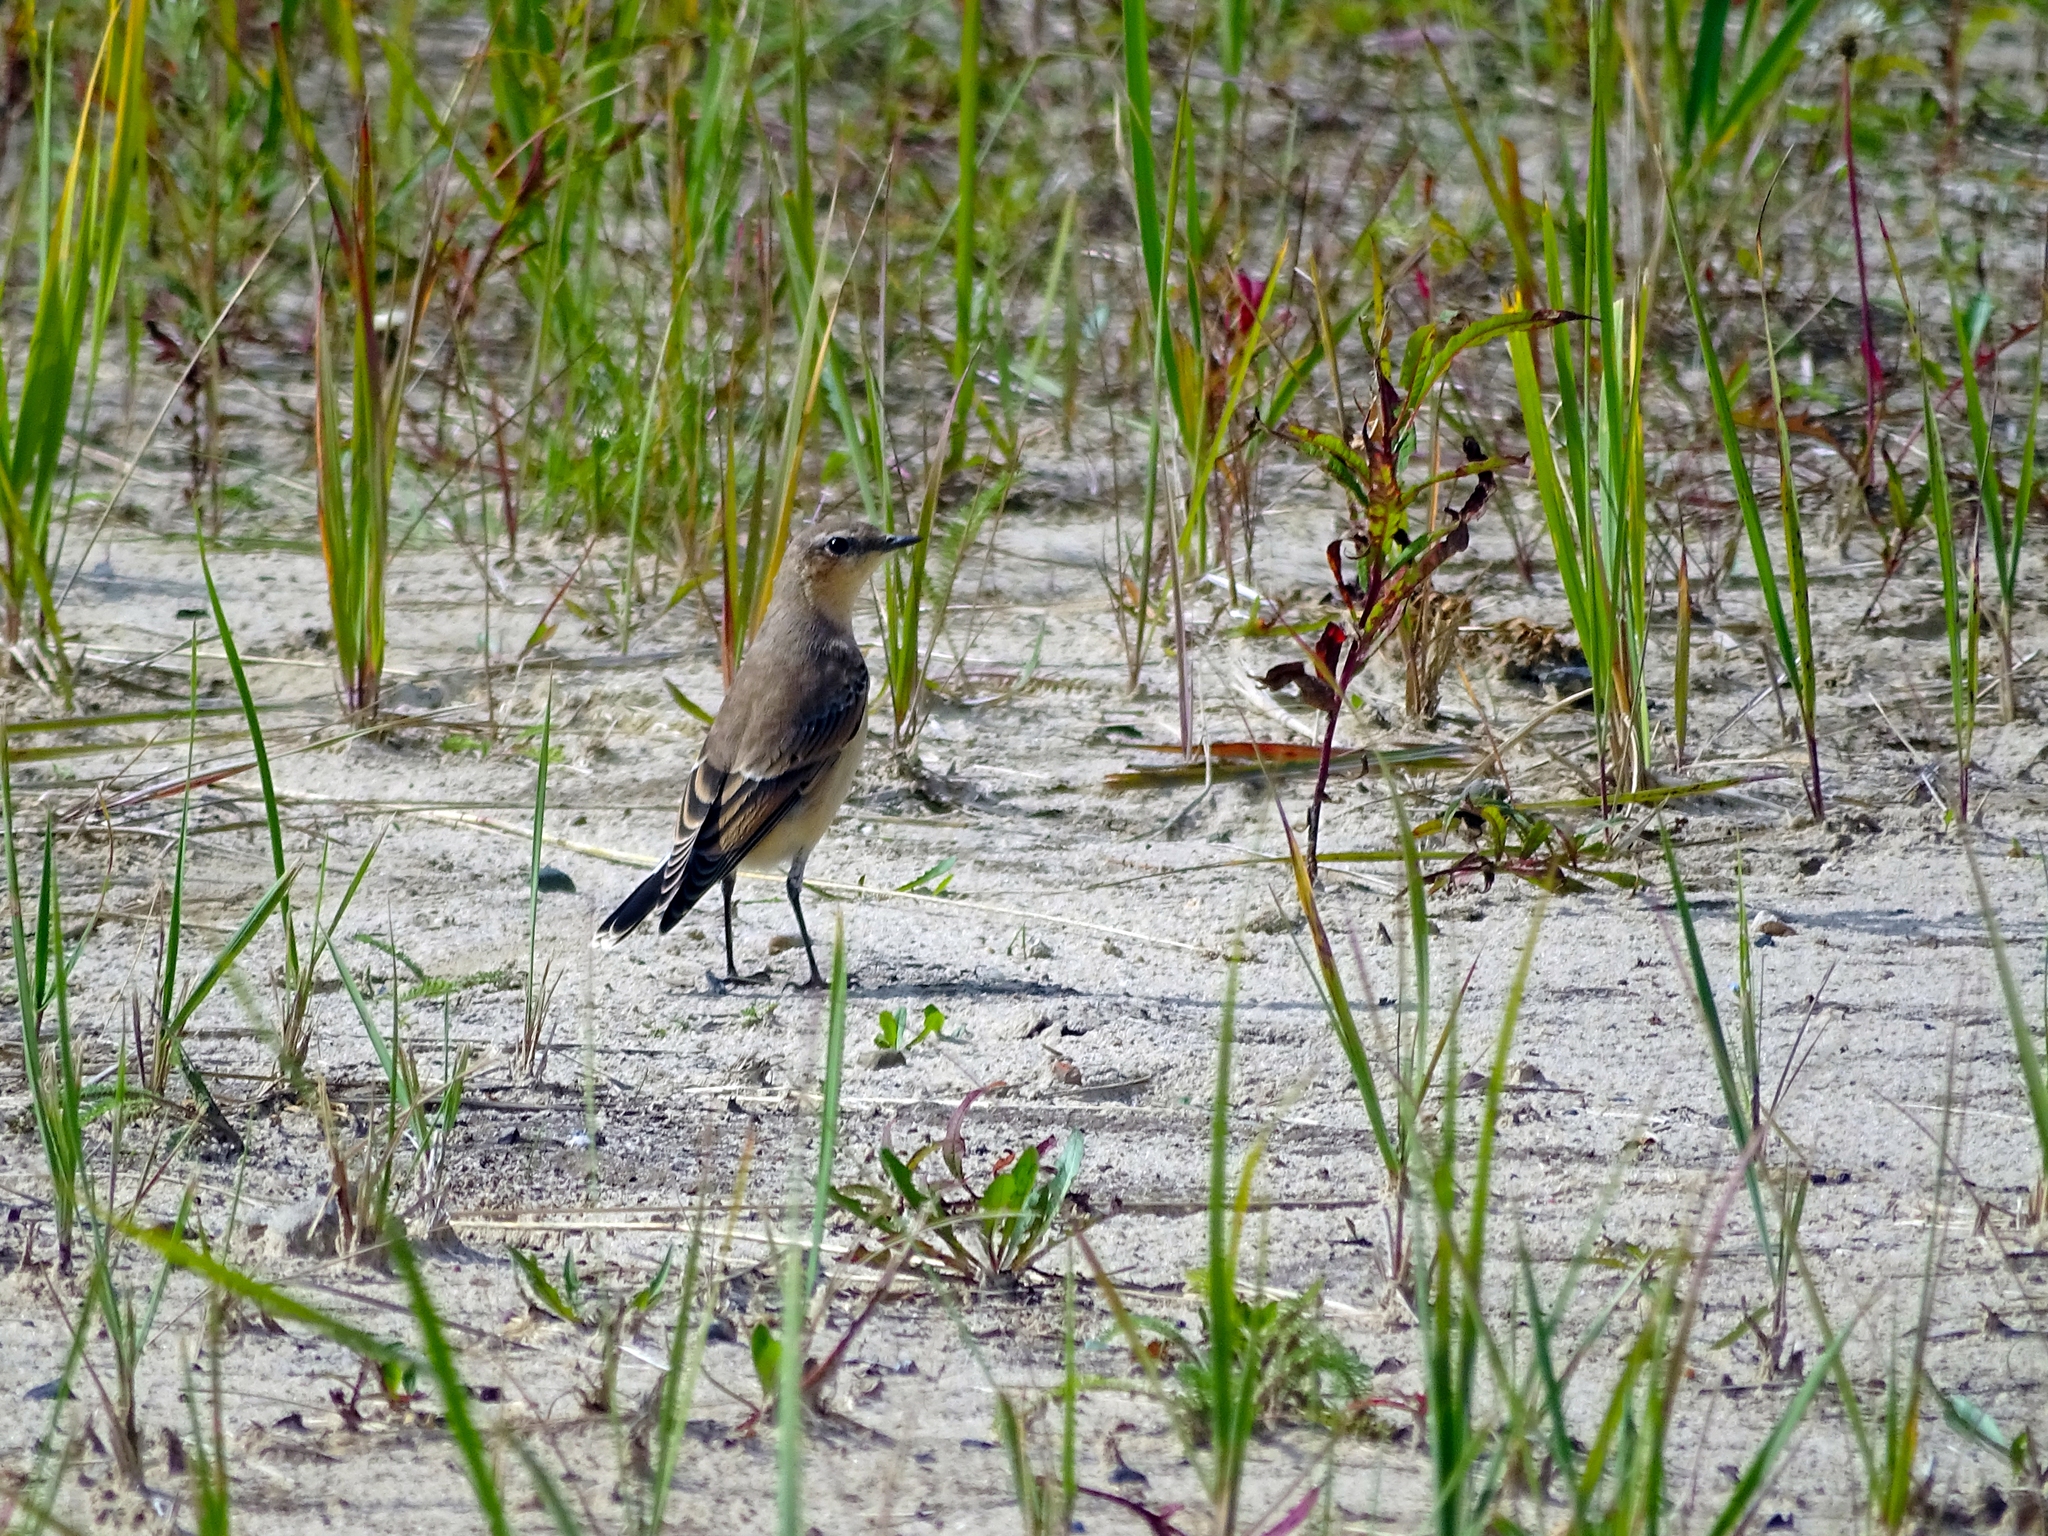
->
[876,533,922,551]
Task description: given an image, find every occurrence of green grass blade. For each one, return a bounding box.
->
[1669,201,1801,712]
[950,0,979,465]
[526,676,553,1029]
[196,533,296,972]
[2013,232,2047,605]
[1466,902,1546,1281]
[776,1220,804,1536]
[1661,831,1773,1258]
[1207,959,1239,1523]
[1756,260,1823,813]
[509,1439,590,1536]
[1879,229,1971,815]
[646,1202,712,1535]
[1967,841,2048,1180]
[1277,796,1395,1176]
[1705,1317,1855,1536]
[1705,0,1823,161]
[167,869,294,1036]
[1121,0,1164,344]
[124,1223,413,1368]
[1683,0,1730,152]
[388,1227,516,1536]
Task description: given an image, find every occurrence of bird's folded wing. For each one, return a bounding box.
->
[656,659,867,918]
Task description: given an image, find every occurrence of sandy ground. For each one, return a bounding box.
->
[2,438,2048,1535]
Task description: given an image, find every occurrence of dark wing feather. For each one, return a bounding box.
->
[595,864,667,941]
[653,762,810,931]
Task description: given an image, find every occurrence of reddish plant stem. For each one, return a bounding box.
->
[1304,674,1345,880]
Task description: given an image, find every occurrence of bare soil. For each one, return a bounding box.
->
[4,448,2048,1533]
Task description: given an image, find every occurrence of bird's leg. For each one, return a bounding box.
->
[703,875,768,992]
[721,875,739,980]
[786,852,825,989]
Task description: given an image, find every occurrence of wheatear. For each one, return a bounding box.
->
[598,518,918,985]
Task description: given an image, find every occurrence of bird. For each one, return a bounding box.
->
[597,517,919,986]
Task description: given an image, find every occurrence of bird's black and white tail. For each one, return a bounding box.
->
[596,865,669,943]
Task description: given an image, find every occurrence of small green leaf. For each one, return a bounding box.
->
[664,678,714,726]
[632,1247,675,1313]
[511,1249,580,1323]
[897,857,957,895]
[750,1321,780,1398]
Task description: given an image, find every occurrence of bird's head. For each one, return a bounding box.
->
[788,518,920,623]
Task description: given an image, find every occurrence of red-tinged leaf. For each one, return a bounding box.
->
[1076,1488,1193,1536]
[1257,1488,1321,1536]
[941,1081,1006,1185]
[1311,620,1347,674]
[1324,539,1364,609]
[1229,269,1267,337]
[1258,661,1339,715]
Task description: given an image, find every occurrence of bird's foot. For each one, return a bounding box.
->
[793,970,829,992]
[705,967,772,994]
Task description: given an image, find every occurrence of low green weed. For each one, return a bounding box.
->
[873,1002,946,1056]
[831,1084,1084,1288]
[514,1244,676,1415]
[1135,1277,1374,1445]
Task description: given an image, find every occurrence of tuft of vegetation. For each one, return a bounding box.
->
[831,1083,1084,1289]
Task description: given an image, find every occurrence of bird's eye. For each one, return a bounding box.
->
[824,535,854,556]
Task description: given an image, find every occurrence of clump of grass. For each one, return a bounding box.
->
[275,25,448,719]
[1969,840,2048,1221]
[0,0,148,672]
[4,745,84,1270]
[1164,970,1368,1526]
[1882,232,1975,820]
[993,1244,1080,1536]
[1951,231,2044,725]
[321,926,472,1257]
[1457,14,1652,797]
[140,652,292,1148]
[79,1190,187,1487]
[949,0,980,468]
[1075,968,1334,1535]
[513,1244,676,1416]
[1672,200,1823,817]
[181,1303,235,1536]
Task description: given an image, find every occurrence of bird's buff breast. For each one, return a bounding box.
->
[740,725,866,870]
